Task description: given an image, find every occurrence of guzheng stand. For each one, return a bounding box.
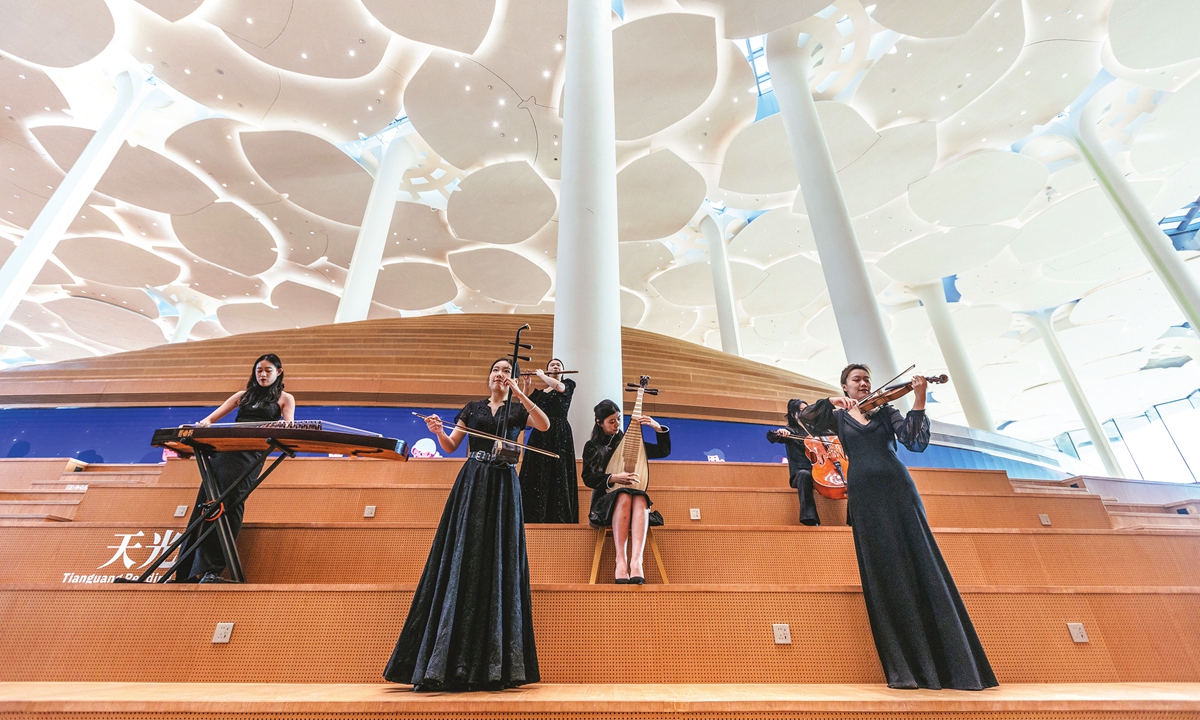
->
[115,421,408,584]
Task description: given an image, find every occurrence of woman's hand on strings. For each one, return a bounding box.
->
[829,397,856,410]
[610,471,639,486]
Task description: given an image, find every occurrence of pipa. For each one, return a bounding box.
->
[605,375,658,493]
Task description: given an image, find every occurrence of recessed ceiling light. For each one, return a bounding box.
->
[997,47,1003,52]
[184,69,191,74]
[542,70,550,77]
[1025,70,1031,75]
[940,95,946,100]
[492,121,499,127]
[1061,73,1068,78]
[498,98,505,106]
[1044,15,1051,20]
[226,135,232,139]
[217,94,223,99]
[465,85,471,91]
[555,43,563,51]
[246,17,253,23]
[301,53,307,59]
[906,52,912,57]
[353,119,358,124]
[349,49,356,56]
[145,47,152,52]
[993,11,1000,17]
[960,121,966,125]
[379,89,385,95]
[454,62,460,67]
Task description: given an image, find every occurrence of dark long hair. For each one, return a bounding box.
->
[239,354,284,411]
[590,399,621,445]
[786,398,808,431]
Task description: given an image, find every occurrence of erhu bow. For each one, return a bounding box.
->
[411,413,559,459]
[605,376,659,494]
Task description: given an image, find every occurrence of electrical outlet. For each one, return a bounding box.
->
[1038,513,1052,526]
[65,484,88,492]
[772,623,792,645]
[174,505,188,517]
[212,622,235,644]
[689,508,701,520]
[364,505,377,518]
[1066,622,1088,643]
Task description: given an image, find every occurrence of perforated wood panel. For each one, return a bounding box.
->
[7,711,1199,719]
[4,524,1200,587]
[1,587,1199,684]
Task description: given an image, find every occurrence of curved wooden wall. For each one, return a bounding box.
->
[0,315,835,423]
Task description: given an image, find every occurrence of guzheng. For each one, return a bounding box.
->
[152,420,409,461]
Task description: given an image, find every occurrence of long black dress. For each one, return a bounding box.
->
[581,426,670,527]
[384,400,539,691]
[800,399,997,691]
[180,398,280,579]
[520,377,578,524]
[766,426,821,526]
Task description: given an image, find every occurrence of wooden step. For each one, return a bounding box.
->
[2,681,1198,718]
[5,523,1198,587]
[1,584,1197,684]
[1108,512,1200,529]
[64,482,1116,529]
[0,500,79,520]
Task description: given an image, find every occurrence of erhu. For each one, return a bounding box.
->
[605,376,658,493]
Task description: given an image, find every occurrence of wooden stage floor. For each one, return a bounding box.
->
[2,682,1199,718]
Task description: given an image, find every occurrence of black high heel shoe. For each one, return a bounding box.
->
[614,577,630,585]
[628,576,645,585]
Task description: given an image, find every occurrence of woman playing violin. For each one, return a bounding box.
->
[799,364,996,691]
[520,358,579,524]
[767,399,822,526]
[384,358,550,691]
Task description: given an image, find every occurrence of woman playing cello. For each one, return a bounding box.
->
[767,399,822,526]
[800,364,996,691]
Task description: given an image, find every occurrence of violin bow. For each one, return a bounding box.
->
[412,412,560,459]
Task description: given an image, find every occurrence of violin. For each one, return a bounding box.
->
[856,372,948,414]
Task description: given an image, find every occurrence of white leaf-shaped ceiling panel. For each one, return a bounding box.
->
[173,203,278,276]
[871,0,994,39]
[877,225,1016,284]
[1041,232,1150,285]
[270,281,340,328]
[728,207,815,264]
[165,119,281,206]
[447,161,556,244]
[908,151,1047,226]
[382,202,466,262]
[362,0,496,55]
[54,237,181,288]
[856,0,1023,126]
[32,126,217,216]
[210,0,391,80]
[0,0,113,68]
[1108,0,1200,70]
[675,0,829,39]
[613,14,718,141]
[0,56,70,149]
[374,262,459,311]
[620,290,647,327]
[811,122,936,217]
[242,130,372,227]
[44,297,165,351]
[617,150,707,242]
[133,0,203,22]
[404,50,539,172]
[1010,185,1127,264]
[852,196,938,254]
[649,261,767,306]
[619,240,674,292]
[217,303,298,335]
[741,254,826,316]
[449,248,551,305]
[1131,75,1200,173]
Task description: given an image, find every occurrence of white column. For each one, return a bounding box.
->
[1025,308,1124,477]
[700,214,741,356]
[170,299,207,343]
[1070,103,1200,331]
[555,0,624,453]
[911,282,996,431]
[335,137,415,323]
[0,70,156,329]
[765,27,899,380]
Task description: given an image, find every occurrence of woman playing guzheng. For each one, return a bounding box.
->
[176,353,295,583]
[384,357,549,691]
[581,399,670,585]
[799,363,996,691]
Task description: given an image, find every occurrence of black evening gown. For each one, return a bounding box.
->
[384,400,539,691]
[179,399,280,579]
[800,399,997,691]
[520,378,578,523]
[581,427,670,527]
[766,426,821,526]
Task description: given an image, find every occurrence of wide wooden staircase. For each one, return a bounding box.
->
[1,455,1199,718]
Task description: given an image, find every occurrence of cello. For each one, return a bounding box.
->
[781,419,849,500]
[605,376,658,493]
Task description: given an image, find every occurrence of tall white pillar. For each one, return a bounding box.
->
[555,0,624,452]
[700,214,741,356]
[1068,104,1200,332]
[911,282,996,431]
[335,137,415,323]
[0,70,157,329]
[765,27,899,381]
[1025,308,1124,477]
[170,298,207,343]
